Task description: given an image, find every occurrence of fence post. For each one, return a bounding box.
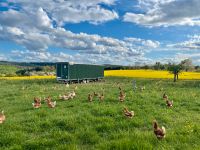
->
[133,80,137,91]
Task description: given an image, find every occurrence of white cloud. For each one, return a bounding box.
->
[0,0,162,65]
[52,5,118,25]
[0,21,160,61]
[35,7,52,28]
[4,0,118,26]
[0,54,7,61]
[124,37,160,49]
[0,8,52,31]
[167,35,200,50]
[124,0,200,27]
[0,26,51,51]
[6,27,24,36]
[10,50,151,65]
[172,52,200,64]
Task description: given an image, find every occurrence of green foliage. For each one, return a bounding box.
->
[168,63,182,73]
[167,63,183,82]
[34,66,43,72]
[105,59,196,72]
[194,66,200,72]
[15,69,27,76]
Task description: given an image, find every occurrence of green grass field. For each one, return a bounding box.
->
[0,77,199,150]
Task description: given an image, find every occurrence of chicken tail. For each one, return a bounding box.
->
[153,120,158,129]
[130,111,134,116]
[162,126,166,134]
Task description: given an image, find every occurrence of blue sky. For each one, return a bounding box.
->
[0,0,200,65]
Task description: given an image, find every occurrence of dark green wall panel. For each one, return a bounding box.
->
[56,62,104,80]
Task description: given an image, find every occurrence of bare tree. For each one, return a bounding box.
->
[180,59,194,72]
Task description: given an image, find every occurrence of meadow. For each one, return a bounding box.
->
[0,77,200,150]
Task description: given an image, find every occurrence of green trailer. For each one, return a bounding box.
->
[56,62,104,83]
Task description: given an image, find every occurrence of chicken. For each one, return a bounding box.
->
[119,91,126,102]
[48,101,56,108]
[119,91,125,96]
[65,83,69,88]
[93,92,99,97]
[60,90,76,100]
[52,86,57,90]
[32,97,41,108]
[153,120,166,139]
[119,95,126,102]
[88,94,93,102]
[68,93,74,99]
[59,94,70,100]
[0,111,6,124]
[71,90,76,98]
[21,86,28,90]
[74,86,78,90]
[140,86,145,91]
[98,93,104,102]
[65,91,76,100]
[59,94,63,100]
[34,97,41,103]
[32,102,41,108]
[45,97,56,108]
[163,93,168,100]
[166,100,173,107]
[123,107,134,118]
[119,86,122,91]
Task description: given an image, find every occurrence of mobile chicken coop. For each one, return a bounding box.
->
[56,62,104,83]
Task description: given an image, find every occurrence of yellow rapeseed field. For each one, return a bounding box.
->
[1,70,200,80]
[104,70,200,80]
[0,75,56,80]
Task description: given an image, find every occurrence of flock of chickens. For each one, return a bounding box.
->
[32,96,57,109]
[31,85,77,109]
[0,82,174,140]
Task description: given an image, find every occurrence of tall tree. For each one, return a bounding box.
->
[154,62,161,70]
[180,59,193,72]
[168,63,182,82]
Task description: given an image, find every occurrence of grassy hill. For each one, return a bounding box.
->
[0,77,199,149]
[0,63,56,77]
[0,65,19,77]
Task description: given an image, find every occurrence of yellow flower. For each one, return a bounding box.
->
[0,76,56,80]
[104,70,200,80]
[1,70,200,80]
